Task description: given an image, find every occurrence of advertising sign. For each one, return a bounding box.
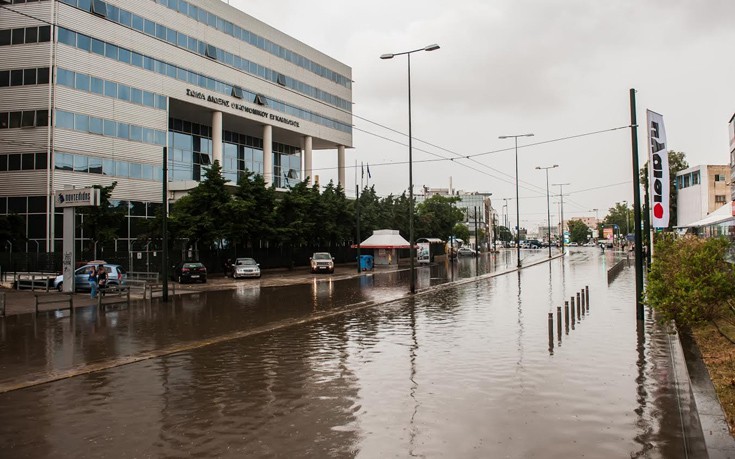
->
[647,110,670,228]
[56,187,100,208]
[417,242,430,264]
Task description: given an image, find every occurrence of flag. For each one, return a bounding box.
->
[646,110,669,228]
[367,164,371,179]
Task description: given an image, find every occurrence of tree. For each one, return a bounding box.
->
[227,169,276,248]
[78,182,125,255]
[567,219,591,244]
[0,214,26,248]
[496,225,513,242]
[602,202,631,238]
[452,223,470,243]
[414,195,465,241]
[170,162,231,249]
[640,150,688,229]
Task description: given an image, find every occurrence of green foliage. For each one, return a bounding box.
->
[452,223,470,242]
[227,169,275,246]
[78,182,126,251]
[602,202,631,238]
[0,214,26,246]
[567,219,590,244]
[645,235,735,328]
[496,225,513,242]
[169,162,232,249]
[415,195,465,240]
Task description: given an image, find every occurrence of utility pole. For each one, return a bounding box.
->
[630,88,644,320]
[553,183,570,254]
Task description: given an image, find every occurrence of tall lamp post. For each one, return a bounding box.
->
[381,43,440,294]
[553,183,570,254]
[499,133,534,268]
[536,164,558,258]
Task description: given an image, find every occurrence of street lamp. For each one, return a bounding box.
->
[553,183,570,254]
[536,164,558,258]
[499,133,534,268]
[381,43,440,294]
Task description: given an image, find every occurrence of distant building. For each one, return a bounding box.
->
[676,165,729,227]
[417,185,495,248]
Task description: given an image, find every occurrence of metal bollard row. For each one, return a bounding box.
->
[548,285,590,355]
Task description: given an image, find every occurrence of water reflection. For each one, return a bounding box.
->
[0,250,699,457]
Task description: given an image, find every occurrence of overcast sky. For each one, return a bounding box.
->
[232,0,735,231]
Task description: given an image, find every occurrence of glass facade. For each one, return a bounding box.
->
[57,27,352,134]
[58,0,351,111]
[168,117,300,187]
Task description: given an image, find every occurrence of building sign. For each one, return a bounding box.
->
[647,110,670,228]
[185,89,300,128]
[56,187,100,208]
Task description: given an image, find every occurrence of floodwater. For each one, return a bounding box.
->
[0,249,705,457]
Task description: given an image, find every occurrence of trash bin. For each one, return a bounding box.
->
[359,255,374,271]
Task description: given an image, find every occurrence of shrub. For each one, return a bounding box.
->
[645,235,735,328]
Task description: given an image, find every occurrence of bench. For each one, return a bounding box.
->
[34,293,74,315]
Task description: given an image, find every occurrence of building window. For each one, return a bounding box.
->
[715,174,725,182]
[715,195,727,203]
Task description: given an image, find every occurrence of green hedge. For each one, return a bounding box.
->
[645,235,735,328]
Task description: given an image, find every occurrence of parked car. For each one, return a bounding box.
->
[457,247,477,257]
[232,258,261,279]
[54,262,127,292]
[310,252,335,273]
[172,261,207,283]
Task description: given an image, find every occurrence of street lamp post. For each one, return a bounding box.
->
[536,164,558,259]
[381,44,440,294]
[553,183,570,254]
[499,134,534,268]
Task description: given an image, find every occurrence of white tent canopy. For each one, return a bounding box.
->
[358,229,410,248]
[678,202,735,228]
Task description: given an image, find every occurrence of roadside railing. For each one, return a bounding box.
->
[127,271,160,282]
[34,293,74,315]
[145,282,175,300]
[15,273,56,292]
[98,285,130,310]
[607,257,629,283]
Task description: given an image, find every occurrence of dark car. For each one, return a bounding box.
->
[172,261,208,283]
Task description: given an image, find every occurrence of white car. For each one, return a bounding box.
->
[310,252,334,273]
[232,258,261,279]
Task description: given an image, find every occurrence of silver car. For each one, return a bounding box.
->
[54,262,127,292]
[232,258,261,279]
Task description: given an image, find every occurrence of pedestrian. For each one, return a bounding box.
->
[97,265,108,295]
[88,266,98,299]
[224,258,232,278]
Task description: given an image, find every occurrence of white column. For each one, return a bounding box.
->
[303,135,313,185]
[337,145,345,189]
[212,111,223,165]
[263,124,273,186]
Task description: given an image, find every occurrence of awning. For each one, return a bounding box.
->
[351,229,411,249]
[678,202,735,228]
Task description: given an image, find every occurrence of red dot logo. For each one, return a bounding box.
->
[653,203,664,219]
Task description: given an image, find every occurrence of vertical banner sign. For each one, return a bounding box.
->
[647,110,669,228]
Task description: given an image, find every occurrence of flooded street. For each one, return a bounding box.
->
[0,249,703,457]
